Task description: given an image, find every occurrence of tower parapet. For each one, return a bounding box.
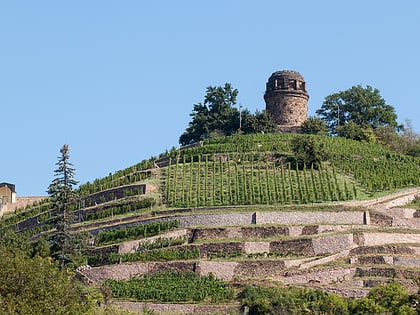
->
[264,70,309,132]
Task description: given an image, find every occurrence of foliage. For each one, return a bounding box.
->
[242,110,278,134]
[348,281,418,315]
[84,198,155,221]
[316,85,402,134]
[179,83,241,145]
[109,246,199,264]
[164,151,352,207]
[337,121,376,142]
[34,236,51,258]
[104,271,234,303]
[242,285,348,315]
[95,220,180,245]
[291,135,328,169]
[405,195,420,209]
[164,133,420,207]
[242,282,418,315]
[0,232,95,314]
[407,144,420,157]
[301,116,328,135]
[78,158,155,196]
[47,144,80,268]
[375,120,420,157]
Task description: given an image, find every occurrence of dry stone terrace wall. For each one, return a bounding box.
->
[188,225,361,242]
[81,184,153,208]
[80,229,420,285]
[112,301,241,315]
[312,234,354,255]
[84,260,420,288]
[352,256,420,267]
[189,226,290,242]
[256,211,365,225]
[118,229,188,254]
[270,238,314,255]
[178,210,365,228]
[362,232,420,246]
[349,245,417,255]
[81,233,360,283]
[84,210,366,236]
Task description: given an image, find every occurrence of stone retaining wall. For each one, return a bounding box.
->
[255,211,364,225]
[270,238,314,256]
[196,261,238,281]
[312,234,354,255]
[278,267,357,284]
[352,256,420,268]
[118,229,188,254]
[82,210,366,237]
[362,233,420,246]
[112,301,241,315]
[349,245,415,255]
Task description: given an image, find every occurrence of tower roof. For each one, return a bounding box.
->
[265,69,308,96]
[270,70,305,81]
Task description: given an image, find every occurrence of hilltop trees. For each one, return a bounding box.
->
[301,116,328,135]
[242,110,278,134]
[180,83,242,145]
[179,83,277,145]
[316,85,402,135]
[179,83,278,145]
[47,144,79,268]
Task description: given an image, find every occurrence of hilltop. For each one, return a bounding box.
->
[2,133,420,314]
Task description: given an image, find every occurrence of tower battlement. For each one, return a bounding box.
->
[264,70,309,132]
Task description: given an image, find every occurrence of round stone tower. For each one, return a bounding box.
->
[264,70,309,132]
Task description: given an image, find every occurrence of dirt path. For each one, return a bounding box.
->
[342,188,420,212]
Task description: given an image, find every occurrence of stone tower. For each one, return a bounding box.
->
[264,70,309,132]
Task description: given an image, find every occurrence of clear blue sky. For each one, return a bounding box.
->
[1,1,419,196]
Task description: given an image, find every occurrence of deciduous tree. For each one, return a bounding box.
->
[301,116,328,135]
[242,110,277,134]
[0,231,94,314]
[180,83,240,145]
[316,85,402,134]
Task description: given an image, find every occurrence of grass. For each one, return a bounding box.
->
[402,197,420,210]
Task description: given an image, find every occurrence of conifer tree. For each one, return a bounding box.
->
[47,144,79,268]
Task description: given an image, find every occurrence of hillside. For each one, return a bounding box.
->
[2,133,420,314]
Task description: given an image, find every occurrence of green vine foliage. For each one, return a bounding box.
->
[95,220,179,245]
[104,271,234,303]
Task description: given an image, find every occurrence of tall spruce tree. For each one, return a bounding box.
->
[47,144,79,268]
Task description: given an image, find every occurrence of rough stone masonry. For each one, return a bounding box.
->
[264,70,309,132]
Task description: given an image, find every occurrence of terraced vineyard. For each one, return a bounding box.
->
[2,133,420,314]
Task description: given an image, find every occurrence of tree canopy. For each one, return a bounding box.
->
[0,232,94,315]
[179,84,279,145]
[301,116,328,135]
[316,85,402,135]
[179,83,241,145]
[242,110,277,135]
